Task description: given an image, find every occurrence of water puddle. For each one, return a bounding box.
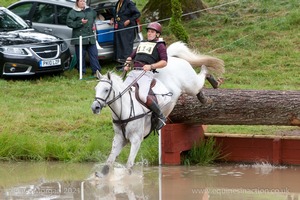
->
[0,162,299,199]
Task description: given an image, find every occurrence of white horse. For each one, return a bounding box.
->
[91,41,224,176]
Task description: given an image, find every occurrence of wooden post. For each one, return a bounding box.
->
[161,124,206,165]
[272,138,281,165]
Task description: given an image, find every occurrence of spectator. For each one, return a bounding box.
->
[66,0,101,76]
[110,0,140,63]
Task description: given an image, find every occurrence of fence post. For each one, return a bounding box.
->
[79,36,83,80]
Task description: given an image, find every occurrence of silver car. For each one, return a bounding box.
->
[8,0,143,60]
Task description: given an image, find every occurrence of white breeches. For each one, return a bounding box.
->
[124,70,154,103]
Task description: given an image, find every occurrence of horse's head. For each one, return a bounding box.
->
[91,71,115,114]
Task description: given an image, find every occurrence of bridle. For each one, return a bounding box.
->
[94,79,115,108]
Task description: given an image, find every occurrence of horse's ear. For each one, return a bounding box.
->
[107,72,111,80]
[96,70,102,79]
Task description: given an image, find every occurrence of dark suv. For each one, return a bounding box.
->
[0,7,70,77]
[8,0,143,60]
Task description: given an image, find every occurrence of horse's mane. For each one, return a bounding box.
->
[105,71,125,92]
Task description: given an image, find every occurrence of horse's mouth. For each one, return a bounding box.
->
[91,101,101,114]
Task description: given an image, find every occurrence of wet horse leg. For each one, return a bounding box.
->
[125,134,142,173]
[101,133,127,175]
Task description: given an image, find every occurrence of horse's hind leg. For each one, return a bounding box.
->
[100,133,127,176]
[206,74,224,89]
[197,90,208,104]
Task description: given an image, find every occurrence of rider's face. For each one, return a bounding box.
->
[147,29,158,41]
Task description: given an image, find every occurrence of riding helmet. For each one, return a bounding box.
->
[146,22,162,33]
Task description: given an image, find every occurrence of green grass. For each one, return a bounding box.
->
[182,137,223,165]
[0,72,160,163]
[0,0,299,163]
[2,0,15,7]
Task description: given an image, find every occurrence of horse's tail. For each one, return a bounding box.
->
[167,41,225,77]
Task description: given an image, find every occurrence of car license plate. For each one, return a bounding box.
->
[40,59,61,67]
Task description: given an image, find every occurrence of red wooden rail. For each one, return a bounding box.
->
[161,124,300,165]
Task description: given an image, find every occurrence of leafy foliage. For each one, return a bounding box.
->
[169,0,189,43]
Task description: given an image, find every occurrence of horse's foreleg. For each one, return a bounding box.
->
[126,135,142,173]
[101,134,127,176]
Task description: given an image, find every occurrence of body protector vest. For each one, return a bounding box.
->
[134,40,165,65]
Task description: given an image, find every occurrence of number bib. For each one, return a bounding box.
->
[136,42,157,55]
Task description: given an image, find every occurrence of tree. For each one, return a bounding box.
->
[142,0,207,23]
[169,0,189,43]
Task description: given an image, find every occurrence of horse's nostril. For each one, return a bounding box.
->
[91,101,102,114]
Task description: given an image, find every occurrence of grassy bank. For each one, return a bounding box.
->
[0,72,159,163]
[0,0,299,163]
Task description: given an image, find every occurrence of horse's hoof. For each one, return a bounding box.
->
[127,168,132,175]
[197,91,208,104]
[101,165,110,175]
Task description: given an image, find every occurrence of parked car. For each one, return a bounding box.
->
[8,0,143,60]
[0,7,70,77]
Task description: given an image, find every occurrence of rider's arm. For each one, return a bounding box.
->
[151,60,167,70]
[143,60,167,71]
[124,48,137,71]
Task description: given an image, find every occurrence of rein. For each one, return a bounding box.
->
[106,70,146,106]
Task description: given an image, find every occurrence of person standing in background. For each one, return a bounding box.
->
[110,0,140,63]
[67,0,101,76]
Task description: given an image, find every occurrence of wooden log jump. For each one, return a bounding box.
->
[161,89,300,165]
[169,88,300,126]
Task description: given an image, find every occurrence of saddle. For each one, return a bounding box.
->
[133,79,158,109]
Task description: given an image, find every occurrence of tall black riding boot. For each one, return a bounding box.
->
[147,100,166,130]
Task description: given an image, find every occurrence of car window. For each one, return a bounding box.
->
[32,3,55,23]
[57,6,71,25]
[96,9,113,21]
[0,10,28,31]
[9,2,33,20]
